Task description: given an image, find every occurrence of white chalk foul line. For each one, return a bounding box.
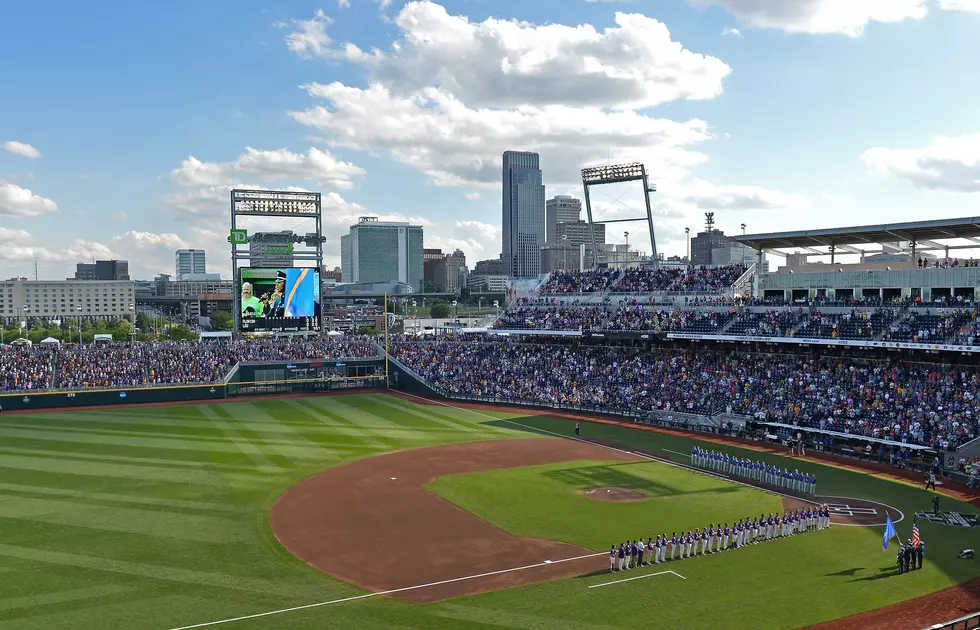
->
[167,551,605,630]
[589,569,686,589]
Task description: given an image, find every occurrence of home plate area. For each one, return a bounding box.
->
[815,496,903,527]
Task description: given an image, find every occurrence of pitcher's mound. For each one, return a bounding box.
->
[582,487,645,502]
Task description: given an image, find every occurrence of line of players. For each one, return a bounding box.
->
[610,505,832,572]
[691,446,817,496]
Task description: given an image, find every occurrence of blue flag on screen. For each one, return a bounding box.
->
[882,514,897,550]
[284,268,315,317]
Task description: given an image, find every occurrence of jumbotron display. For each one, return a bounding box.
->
[238,267,321,332]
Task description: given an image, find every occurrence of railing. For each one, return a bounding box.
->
[923,610,980,630]
[732,262,756,298]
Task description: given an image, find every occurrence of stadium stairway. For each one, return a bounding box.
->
[714,312,740,335]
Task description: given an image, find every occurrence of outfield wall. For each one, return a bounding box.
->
[0,358,387,412]
[0,383,227,412]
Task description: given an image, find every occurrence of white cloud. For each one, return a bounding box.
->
[722,26,743,37]
[425,220,502,261]
[861,133,980,193]
[110,211,129,221]
[674,178,807,211]
[820,191,852,204]
[283,9,333,58]
[313,2,731,110]
[0,227,113,263]
[2,141,42,159]
[940,0,980,10]
[169,147,365,189]
[112,231,189,249]
[292,82,712,190]
[338,0,351,7]
[0,182,58,217]
[688,0,930,36]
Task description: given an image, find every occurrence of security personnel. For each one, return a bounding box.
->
[916,541,925,570]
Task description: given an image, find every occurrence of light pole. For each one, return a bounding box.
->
[685,227,691,266]
[740,223,747,267]
[22,305,29,339]
[77,306,83,344]
[561,234,568,269]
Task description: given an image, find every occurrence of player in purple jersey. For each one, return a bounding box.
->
[652,536,660,564]
[670,532,678,560]
[610,545,616,572]
[691,528,700,557]
[685,531,693,558]
[723,523,731,550]
[700,527,709,555]
[646,537,654,565]
[707,523,716,554]
[660,533,668,563]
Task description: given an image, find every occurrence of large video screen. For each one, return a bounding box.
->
[239,267,321,332]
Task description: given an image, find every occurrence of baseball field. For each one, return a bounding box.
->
[0,391,977,629]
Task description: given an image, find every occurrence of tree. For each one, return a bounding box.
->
[211,310,233,330]
[136,312,150,332]
[357,325,378,335]
[430,302,450,318]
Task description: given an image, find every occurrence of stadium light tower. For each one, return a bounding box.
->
[580,162,659,270]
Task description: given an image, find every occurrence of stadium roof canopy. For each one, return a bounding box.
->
[734,216,980,257]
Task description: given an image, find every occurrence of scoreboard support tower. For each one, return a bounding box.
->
[228,190,324,333]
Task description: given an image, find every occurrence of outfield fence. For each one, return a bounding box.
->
[924,610,980,630]
[0,358,387,411]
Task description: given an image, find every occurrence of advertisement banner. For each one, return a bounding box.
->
[667,333,980,354]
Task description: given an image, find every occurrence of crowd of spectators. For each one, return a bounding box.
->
[612,264,746,293]
[536,264,746,295]
[494,305,609,331]
[539,269,619,293]
[0,337,380,391]
[392,339,979,449]
[0,346,55,391]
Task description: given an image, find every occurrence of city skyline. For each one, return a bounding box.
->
[2,1,979,281]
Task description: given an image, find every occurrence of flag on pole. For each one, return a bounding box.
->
[912,517,920,548]
[883,514,897,550]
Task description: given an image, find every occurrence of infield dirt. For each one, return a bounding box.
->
[270,438,641,603]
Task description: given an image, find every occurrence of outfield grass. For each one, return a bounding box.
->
[0,395,976,630]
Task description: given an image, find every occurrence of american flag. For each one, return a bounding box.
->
[911,517,920,548]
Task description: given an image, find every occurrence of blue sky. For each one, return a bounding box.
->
[1,0,979,279]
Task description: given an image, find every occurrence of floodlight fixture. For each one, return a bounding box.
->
[580,162,660,269]
[580,163,646,185]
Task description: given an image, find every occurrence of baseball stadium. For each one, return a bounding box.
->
[1,209,979,630]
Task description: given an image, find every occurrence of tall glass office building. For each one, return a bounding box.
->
[502,151,546,279]
[342,218,423,291]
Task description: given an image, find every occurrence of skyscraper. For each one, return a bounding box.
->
[175,249,207,279]
[344,217,423,290]
[546,195,582,244]
[502,151,545,278]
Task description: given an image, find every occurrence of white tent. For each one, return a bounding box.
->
[39,337,60,345]
[10,337,32,347]
[93,334,113,343]
[326,330,344,337]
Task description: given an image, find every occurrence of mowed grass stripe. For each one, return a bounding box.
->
[274,399,380,450]
[240,401,333,460]
[0,496,250,544]
[0,482,245,514]
[368,395,494,434]
[0,543,314,597]
[0,583,136,613]
[326,397,459,443]
[200,405,282,470]
[341,396,479,434]
[0,452,272,487]
[0,445,283,475]
[292,399,402,449]
[0,425,325,461]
